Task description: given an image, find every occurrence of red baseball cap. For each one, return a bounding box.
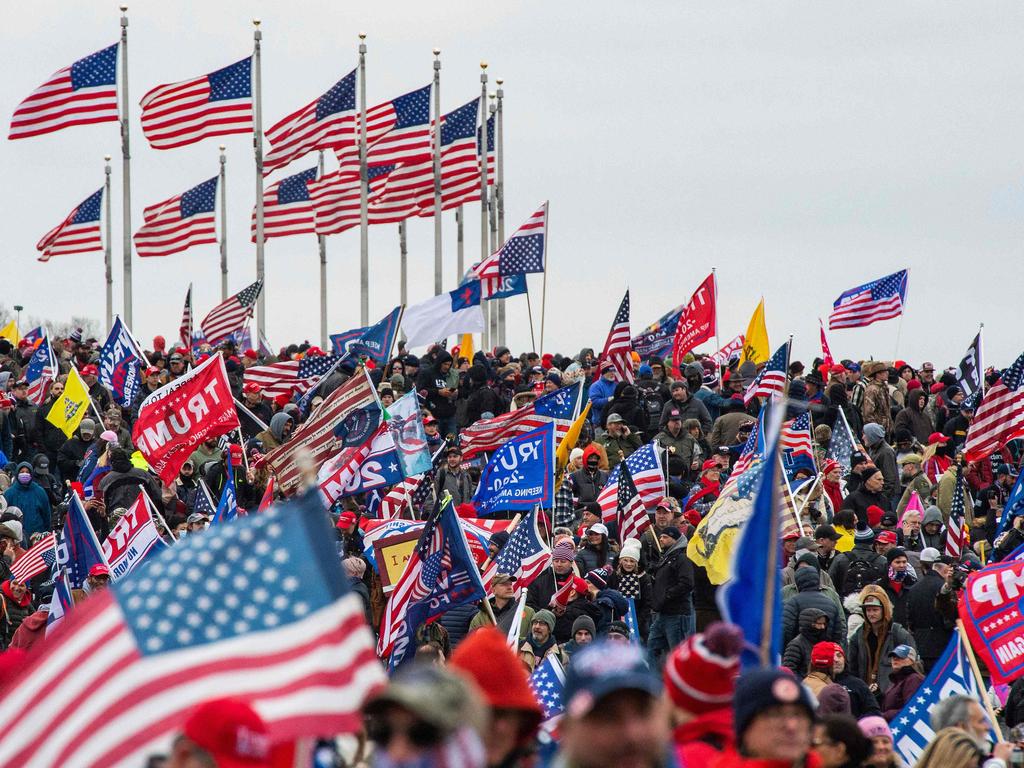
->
[145,366,161,377]
[928,432,950,445]
[89,563,110,578]
[811,641,844,668]
[229,444,244,466]
[79,364,99,377]
[336,510,357,530]
[242,382,261,395]
[876,530,898,545]
[572,576,590,594]
[182,698,271,768]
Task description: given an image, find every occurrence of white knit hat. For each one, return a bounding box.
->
[619,537,642,562]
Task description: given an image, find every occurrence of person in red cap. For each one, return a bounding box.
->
[86,563,111,593]
[803,641,844,697]
[683,461,721,517]
[0,577,33,649]
[239,382,272,440]
[78,363,113,412]
[168,697,271,768]
[921,432,952,486]
[450,628,543,768]
[664,621,744,766]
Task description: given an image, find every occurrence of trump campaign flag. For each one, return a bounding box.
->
[472,424,555,516]
[99,316,145,408]
[387,390,432,477]
[132,354,239,484]
[55,493,108,590]
[212,470,240,524]
[632,305,683,360]
[670,272,717,369]
[401,281,483,347]
[958,557,1024,683]
[102,492,168,580]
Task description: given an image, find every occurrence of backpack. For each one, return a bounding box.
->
[842,552,883,596]
[637,383,664,424]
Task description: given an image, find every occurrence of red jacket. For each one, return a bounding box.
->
[9,609,47,653]
[709,750,824,768]
[881,666,924,721]
[673,707,734,766]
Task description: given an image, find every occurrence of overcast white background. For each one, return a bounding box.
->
[3,2,1024,369]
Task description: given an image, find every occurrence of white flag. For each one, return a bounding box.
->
[101,492,167,579]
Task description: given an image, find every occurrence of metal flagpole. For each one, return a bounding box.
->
[252,19,266,337]
[119,6,133,327]
[358,33,369,326]
[103,156,113,334]
[978,322,986,398]
[456,206,464,280]
[219,145,228,300]
[432,48,442,295]
[489,96,502,345]
[318,151,329,349]
[479,64,497,347]
[712,267,722,377]
[398,221,408,309]
[539,207,550,353]
[496,79,507,347]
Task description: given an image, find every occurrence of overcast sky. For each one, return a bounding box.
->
[4,2,1024,370]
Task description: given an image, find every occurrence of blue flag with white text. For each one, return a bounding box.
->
[387,391,432,477]
[997,469,1024,538]
[54,494,107,589]
[472,423,555,516]
[346,306,402,363]
[212,471,239,524]
[99,316,145,408]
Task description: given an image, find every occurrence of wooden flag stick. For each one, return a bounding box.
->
[956,619,1003,741]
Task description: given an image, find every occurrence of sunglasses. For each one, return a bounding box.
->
[366,718,443,749]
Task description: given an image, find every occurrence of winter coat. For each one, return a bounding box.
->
[0,580,33,649]
[672,707,734,767]
[525,569,573,611]
[828,543,887,597]
[905,569,951,668]
[569,466,607,505]
[57,434,93,483]
[596,429,642,469]
[936,468,974,525]
[708,412,756,451]
[1006,676,1024,729]
[895,472,933,516]
[659,395,711,434]
[867,441,900,500]
[862,381,892,433]
[439,602,478,648]
[3,478,52,542]
[834,669,882,718]
[873,572,917,628]
[606,569,652,640]
[881,665,924,721]
[782,567,846,648]
[8,608,47,653]
[651,537,694,615]
[587,377,617,426]
[255,411,293,453]
[433,467,475,506]
[554,598,602,644]
[470,598,534,645]
[846,586,916,690]
[840,486,891,528]
[894,393,933,444]
[782,607,828,676]
[654,428,696,473]
[920,506,946,550]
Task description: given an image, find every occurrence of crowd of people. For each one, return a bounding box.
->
[0,325,1021,767]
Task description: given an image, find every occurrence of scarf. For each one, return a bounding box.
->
[616,570,642,599]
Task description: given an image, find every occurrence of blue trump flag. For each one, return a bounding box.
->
[387,390,432,477]
[329,326,366,356]
[472,423,555,516]
[347,306,403,363]
[890,635,993,765]
[631,305,683,360]
[212,471,239,524]
[55,494,107,589]
[99,316,145,408]
[997,469,1024,538]
[484,274,528,300]
[717,408,784,668]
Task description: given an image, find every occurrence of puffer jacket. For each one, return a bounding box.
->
[782,566,846,648]
[781,607,828,677]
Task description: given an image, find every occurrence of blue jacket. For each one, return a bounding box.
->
[4,481,52,543]
[588,377,617,425]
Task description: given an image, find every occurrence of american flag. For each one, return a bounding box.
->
[0,493,384,767]
[244,361,307,398]
[744,341,790,405]
[307,166,410,236]
[263,69,357,175]
[380,475,426,519]
[251,166,317,241]
[179,284,193,349]
[9,43,119,140]
[470,202,547,297]
[36,188,103,263]
[598,444,664,523]
[780,413,813,463]
[24,335,57,405]
[819,319,834,369]
[710,334,745,367]
[362,84,433,168]
[964,351,1024,463]
[828,269,908,330]
[10,533,57,583]
[200,280,263,345]
[493,507,551,595]
[600,291,634,383]
[298,353,341,380]
[459,381,582,456]
[945,466,968,560]
[140,57,253,150]
[413,110,496,217]
[528,654,566,746]
[827,407,857,476]
[262,369,376,491]
[616,460,651,544]
[719,410,767,499]
[134,177,218,259]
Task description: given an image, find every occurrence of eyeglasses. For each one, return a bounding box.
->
[366,718,443,749]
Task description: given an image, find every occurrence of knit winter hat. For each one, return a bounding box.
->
[572,615,596,638]
[817,684,852,715]
[585,566,612,590]
[734,668,816,738]
[854,524,876,544]
[664,622,743,715]
[618,537,642,562]
[863,423,886,446]
[552,540,576,562]
[531,609,556,632]
[858,715,892,741]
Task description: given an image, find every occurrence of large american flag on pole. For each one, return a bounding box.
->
[200,280,263,345]
[251,166,317,241]
[413,110,496,218]
[134,177,218,259]
[945,466,968,560]
[744,341,790,405]
[9,533,57,583]
[0,493,384,767]
[362,85,433,168]
[493,507,551,594]
[140,57,253,150]
[470,202,547,297]
[36,188,104,263]
[459,381,582,457]
[243,360,309,398]
[9,43,119,140]
[598,443,665,523]
[828,269,908,330]
[600,290,634,383]
[964,351,1024,462]
[262,368,376,491]
[616,460,651,545]
[263,69,357,175]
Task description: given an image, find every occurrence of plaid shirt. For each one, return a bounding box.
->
[552,475,577,529]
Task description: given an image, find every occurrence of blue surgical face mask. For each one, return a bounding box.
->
[17,472,31,485]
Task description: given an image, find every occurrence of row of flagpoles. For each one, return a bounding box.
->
[17,11,517,351]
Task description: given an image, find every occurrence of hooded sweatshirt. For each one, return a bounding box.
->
[920,506,946,549]
[781,607,828,676]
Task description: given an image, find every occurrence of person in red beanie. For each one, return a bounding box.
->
[168,697,271,768]
[664,622,744,766]
[450,627,543,768]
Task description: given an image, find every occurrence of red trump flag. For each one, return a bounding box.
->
[958,557,1024,683]
[132,355,239,484]
[671,272,717,370]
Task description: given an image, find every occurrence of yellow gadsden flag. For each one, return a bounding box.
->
[0,320,19,346]
[458,333,474,362]
[739,298,769,365]
[46,367,92,437]
[556,400,593,477]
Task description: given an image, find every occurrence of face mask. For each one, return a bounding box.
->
[889,567,907,582]
[17,472,31,484]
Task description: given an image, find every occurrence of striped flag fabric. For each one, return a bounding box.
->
[134,177,218,259]
[10,533,56,583]
[243,360,307,398]
[200,280,263,345]
[964,351,1024,462]
[470,201,547,297]
[616,460,651,545]
[262,369,376,491]
[139,57,253,150]
[101,492,167,580]
[307,166,410,236]
[744,341,790,405]
[780,412,815,482]
[459,381,582,457]
[945,466,968,560]
[826,407,856,476]
[379,475,425,519]
[598,444,665,523]
[0,493,384,767]
[819,319,834,369]
[413,110,496,217]
[363,84,433,168]
[600,290,634,383]
[251,166,317,241]
[722,410,767,498]
[179,284,193,349]
[828,269,908,330]
[25,336,57,405]
[710,334,745,367]
[36,188,104,263]
[493,507,551,596]
[263,69,357,175]
[9,43,119,140]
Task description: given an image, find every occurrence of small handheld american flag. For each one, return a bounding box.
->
[744,341,790,405]
[600,290,634,384]
[200,280,263,345]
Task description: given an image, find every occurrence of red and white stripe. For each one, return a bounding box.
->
[472,203,546,281]
[263,75,356,175]
[744,370,787,405]
[333,97,409,172]
[251,173,316,241]
[709,334,745,366]
[133,187,216,259]
[597,472,664,522]
[0,591,382,768]
[200,281,262,345]
[243,361,306,398]
[263,370,376,491]
[179,285,192,349]
[9,533,56,583]
[459,405,573,457]
[380,475,426,519]
[828,293,902,330]
[819,319,834,369]
[601,291,634,384]
[780,420,813,461]
[139,61,253,150]
[9,44,119,140]
[618,493,650,546]
[35,191,103,263]
[964,382,1024,462]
